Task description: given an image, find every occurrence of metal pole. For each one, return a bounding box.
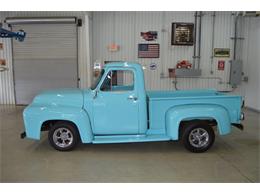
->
[197,11,202,69]
[210,12,216,74]
[233,14,239,60]
[193,11,198,69]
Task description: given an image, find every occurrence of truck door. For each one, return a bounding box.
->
[93,69,139,135]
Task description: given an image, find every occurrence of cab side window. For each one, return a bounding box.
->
[100,70,134,92]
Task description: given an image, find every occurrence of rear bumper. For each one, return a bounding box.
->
[20,131,26,139]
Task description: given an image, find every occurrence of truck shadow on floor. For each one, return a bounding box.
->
[30,134,220,155]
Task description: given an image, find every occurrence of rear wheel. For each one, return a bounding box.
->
[182,122,215,153]
[48,121,80,151]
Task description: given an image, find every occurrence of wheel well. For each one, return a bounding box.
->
[41,120,78,132]
[178,119,217,139]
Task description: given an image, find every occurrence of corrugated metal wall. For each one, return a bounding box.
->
[92,11,245,92]
[0,22,15,104]
[240,17,260,110]
[0,11,91,104]
[1,11,258,106]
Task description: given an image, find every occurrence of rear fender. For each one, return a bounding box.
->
[165,104,231,140]
[23,105,93,143]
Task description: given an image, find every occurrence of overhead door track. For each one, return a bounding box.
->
[5,17,77,25]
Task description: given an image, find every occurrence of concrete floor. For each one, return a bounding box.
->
[0,105,259,182]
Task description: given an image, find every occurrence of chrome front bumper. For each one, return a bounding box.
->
[240,112,245,120]
[232,123,244,130]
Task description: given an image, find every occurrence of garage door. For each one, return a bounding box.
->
[12,23,78,105]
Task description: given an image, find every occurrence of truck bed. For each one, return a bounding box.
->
[146,89,242,132]
[147,89,221,100]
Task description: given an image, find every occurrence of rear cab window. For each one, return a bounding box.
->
[100,70,134,92]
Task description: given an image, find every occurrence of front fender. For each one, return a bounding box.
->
[165,104,231,140]
[23,105,93,143]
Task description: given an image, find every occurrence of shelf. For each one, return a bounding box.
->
[175,68,202,76]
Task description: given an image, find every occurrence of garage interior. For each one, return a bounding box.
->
[0,11,259,182]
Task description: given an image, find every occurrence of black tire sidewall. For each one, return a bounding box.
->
[48,122,80,151]
[182,122,215,153]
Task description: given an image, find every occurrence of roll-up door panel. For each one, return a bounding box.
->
[12,23,78,105]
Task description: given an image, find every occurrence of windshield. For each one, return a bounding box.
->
[91,69,105,90]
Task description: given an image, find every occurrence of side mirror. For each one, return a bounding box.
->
[93,90,98,99]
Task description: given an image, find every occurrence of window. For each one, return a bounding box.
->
[100,70,134,92]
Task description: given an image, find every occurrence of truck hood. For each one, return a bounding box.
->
[32,88,84,108]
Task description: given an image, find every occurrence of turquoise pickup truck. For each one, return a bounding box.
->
[21,62,244,152]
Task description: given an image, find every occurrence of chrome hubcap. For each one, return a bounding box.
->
[53,128,73,148]
[189,128,209,148]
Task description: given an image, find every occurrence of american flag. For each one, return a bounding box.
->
[138,44,160,58]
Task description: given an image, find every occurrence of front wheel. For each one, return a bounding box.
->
[48,121,80,151]
[182,122,215,153]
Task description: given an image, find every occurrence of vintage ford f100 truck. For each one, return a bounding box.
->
[21,62,244,152]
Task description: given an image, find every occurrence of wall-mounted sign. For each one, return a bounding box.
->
[138,44,160,58]
[171,23,194,46]
[218,60,225,70]
[141,31,158,41]
[94,62,102,70]
[149,62,157,70]
[0,59,6,66]
[214,48,230,57]
[108,43,120,52]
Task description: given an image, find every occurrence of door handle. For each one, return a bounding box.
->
[127,95,138,101]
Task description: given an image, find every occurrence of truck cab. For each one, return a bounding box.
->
[22,62,244,153]
[86,62,147,135]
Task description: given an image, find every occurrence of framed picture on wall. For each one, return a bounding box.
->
[171,23,194,46]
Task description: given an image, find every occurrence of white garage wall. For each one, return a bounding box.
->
[92,11,260,110]
[92,11,240,92]
[240,17,260,111]
[1,11,259,109]
[0,11,92,104]
[0,23,14,104]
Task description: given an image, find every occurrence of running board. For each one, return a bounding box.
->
[93,134,171,144]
